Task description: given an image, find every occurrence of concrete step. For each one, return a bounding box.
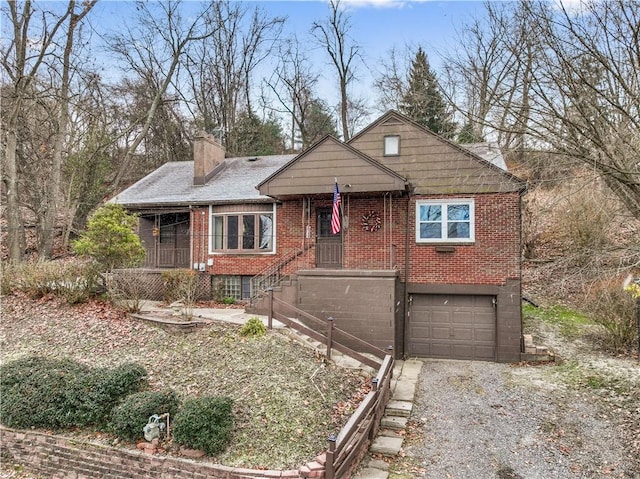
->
[385,400,412,417]
[381,415,408,430]
[370,436,404,456]
[352,467,389,479]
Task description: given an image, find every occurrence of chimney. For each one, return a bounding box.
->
[193,132,225,185]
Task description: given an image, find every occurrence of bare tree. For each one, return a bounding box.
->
[373,45,411,113]
[108,0,216,190]
[38,0,96,258]
[181,0,284,150]
[264,36,322,150]
[311,0,363,141]
[523,0,640,219]
[2,0,75,261]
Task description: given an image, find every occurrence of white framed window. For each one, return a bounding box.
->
[384,135,400,156]
[209,204,276,253]
[416,199,475,243]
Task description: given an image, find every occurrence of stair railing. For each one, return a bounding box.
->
[249,244,312,302]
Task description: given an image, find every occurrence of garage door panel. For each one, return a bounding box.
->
[452,328,473,340]
[431,326,451,339]
[409,294,496,361]
[475,328,494,342]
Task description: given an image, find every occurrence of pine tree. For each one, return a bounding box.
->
[400,47,456,138]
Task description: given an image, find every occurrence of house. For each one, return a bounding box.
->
[112,110,526,362]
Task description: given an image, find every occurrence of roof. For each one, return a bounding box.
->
[462,142,508,170]
[110,154,296,208]
[257,135,407,197]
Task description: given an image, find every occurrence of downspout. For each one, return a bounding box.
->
[403,192,411,359]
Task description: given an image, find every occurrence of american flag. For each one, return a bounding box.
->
[331,182,341,235]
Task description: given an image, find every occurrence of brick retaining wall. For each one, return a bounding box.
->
[0,427,303,479]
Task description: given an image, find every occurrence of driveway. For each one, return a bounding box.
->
[404,359,637,479]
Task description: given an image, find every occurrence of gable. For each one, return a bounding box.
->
[348,111,525,195]
[258,136,407,197]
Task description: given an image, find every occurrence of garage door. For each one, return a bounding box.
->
[408,294,496,360]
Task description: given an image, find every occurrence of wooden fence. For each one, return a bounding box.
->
[264,290,395,478]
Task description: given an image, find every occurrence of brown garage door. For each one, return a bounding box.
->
[408,294,496,360]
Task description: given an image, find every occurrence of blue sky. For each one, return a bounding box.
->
[88,0,489,122]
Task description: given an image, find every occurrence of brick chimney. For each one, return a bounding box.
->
[193,133,225,185]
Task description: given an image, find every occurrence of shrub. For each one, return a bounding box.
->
[0,357,90,428]
[172,396,234,455]
[239,317,267,337]
[66,363,148,427]
[110,390,180,442]
[587,283,638,352]
[73,204,146,271]
[107,269,147,313]
[161,269,200,317]
[0,357,147,429]
[222,296,235,305]
[0,259,101,303]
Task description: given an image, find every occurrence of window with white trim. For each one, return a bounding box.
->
[416,199,475,243]
[384,135,400,156]
[210,205,275,253]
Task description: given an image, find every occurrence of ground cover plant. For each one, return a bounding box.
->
[0,357,146,429]
[0,293,367,469]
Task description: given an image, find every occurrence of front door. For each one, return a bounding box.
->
[316,208,342,268]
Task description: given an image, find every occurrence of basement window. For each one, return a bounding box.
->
[416,199,475,243]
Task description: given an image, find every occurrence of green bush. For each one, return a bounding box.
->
[172,396,234,455]
[222,296,235,305]
[110,390,180,442]
[239,317,267,337]
[73,204,146,271]
[0,357,147,429]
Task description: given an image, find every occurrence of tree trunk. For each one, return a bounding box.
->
[4,122,25,262]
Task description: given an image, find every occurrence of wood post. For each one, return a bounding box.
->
[327,317,334,360]
[267,288,273,330]
[326,435,336,479]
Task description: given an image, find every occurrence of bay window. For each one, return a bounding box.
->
[210,205,275,253]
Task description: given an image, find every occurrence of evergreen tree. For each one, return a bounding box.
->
[400,47,456,138]
[301,99,338,148]
[226,112,286,157]
[457,121,485,143]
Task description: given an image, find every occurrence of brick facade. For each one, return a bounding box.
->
[191,191,521,289]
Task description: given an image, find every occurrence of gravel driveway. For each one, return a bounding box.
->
[404,359,637,479]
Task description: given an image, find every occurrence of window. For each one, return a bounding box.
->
[384,135,400,156]
[210,206,274,253]
[416,199,475,243]
[213,275,252,301]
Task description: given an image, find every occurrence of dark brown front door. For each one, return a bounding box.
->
[316,208,342,268]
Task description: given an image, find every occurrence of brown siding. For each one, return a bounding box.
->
[349,115,522,194]
[259,137,405,197]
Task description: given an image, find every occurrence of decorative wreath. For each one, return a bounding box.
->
[361,211,382,232]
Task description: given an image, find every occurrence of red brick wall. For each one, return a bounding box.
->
[190,192,521,288]
[0,427,300,479]
[406,192,521,285]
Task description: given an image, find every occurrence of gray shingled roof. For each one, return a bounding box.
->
[462,142,508,170]
[110,154,296,208]
[112,143,507,209]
